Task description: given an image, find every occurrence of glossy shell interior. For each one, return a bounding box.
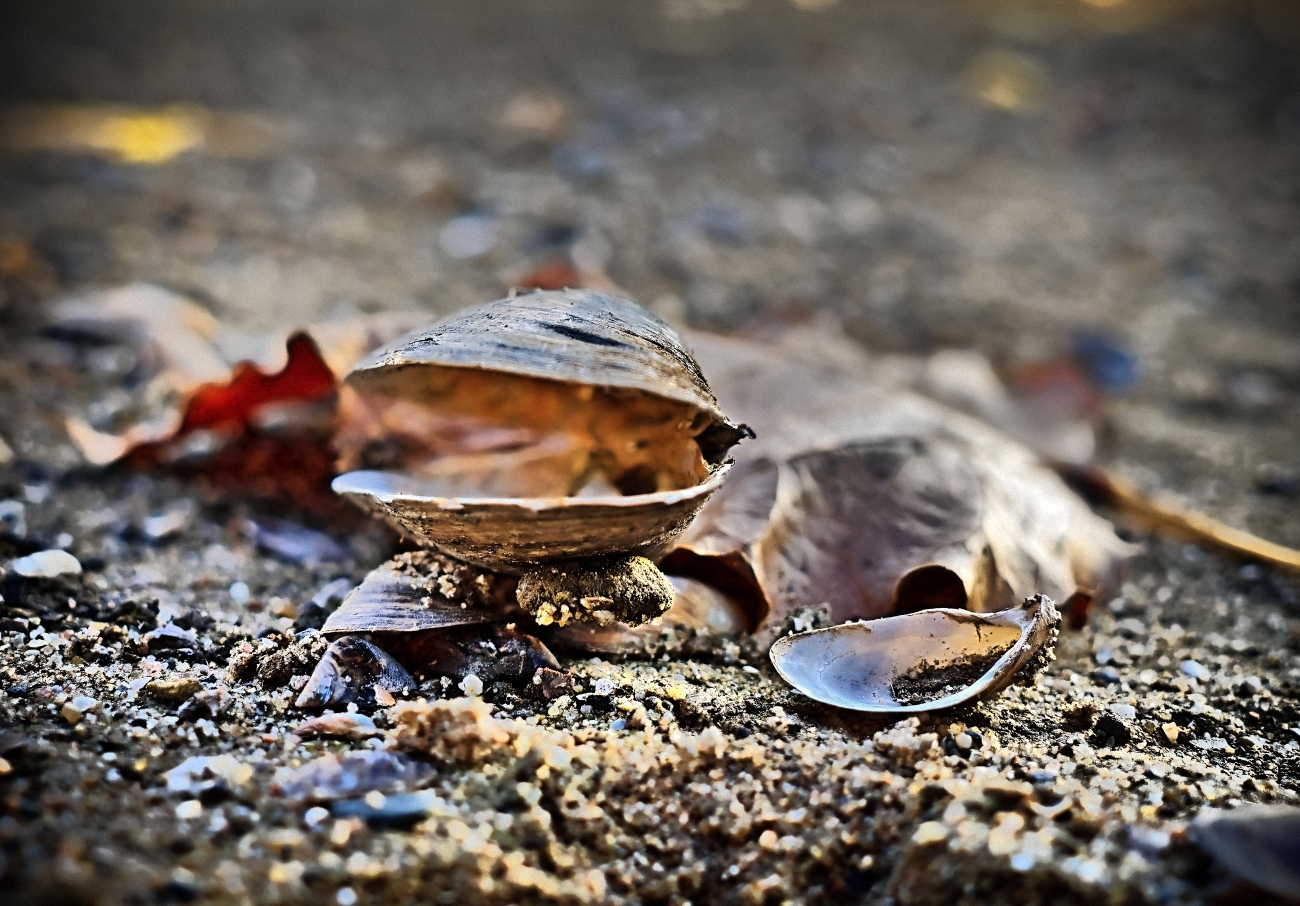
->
[768,596,1059,714]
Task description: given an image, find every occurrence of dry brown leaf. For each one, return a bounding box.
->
[664,327,1136,644]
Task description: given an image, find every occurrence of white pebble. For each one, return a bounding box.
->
[459,673,484,697]
[304,806,330,828]
[439,214,497,259]
[229,581,251,604]
[175,799,204,820]
[1180,660,1210,681]
[336,888,358,906]
[11,549,81,578]
[593,678,615,696]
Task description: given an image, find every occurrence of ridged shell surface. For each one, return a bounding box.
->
[348,289,736,441]
[332,465,730,573]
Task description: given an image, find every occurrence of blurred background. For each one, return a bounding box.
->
[1,0,1298,536]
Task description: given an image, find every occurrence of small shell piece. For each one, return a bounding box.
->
[322,551,514,634]
[331,289,747,572]
[768,595,1060,714]
[294,637,416,712]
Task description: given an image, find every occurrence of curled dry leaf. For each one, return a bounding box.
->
[664,328,1136,643]
[769,595,1060,714]
[52,284,426,514]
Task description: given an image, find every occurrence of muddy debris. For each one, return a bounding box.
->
[891,646,1015,706]
[517,554,675,628]
[228,630,330,688]
[143,676,203,706]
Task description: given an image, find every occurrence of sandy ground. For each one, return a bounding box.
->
[1,1,1299,903]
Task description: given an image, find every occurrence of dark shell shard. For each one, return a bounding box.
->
[332,790,438,830]
[1190,804,1300,901]
[768,595,1060,714]
[375,624,559,685]
[331,464,730,574]
[322,552,515,634]
[271,749,433,803]
[294,636,417,712]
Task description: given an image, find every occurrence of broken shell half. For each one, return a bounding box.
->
[331,289,748,572]
[768,595,1060,714]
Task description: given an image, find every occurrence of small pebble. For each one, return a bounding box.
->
[175,800,204,820]
[337,888,358,906]
[459,673,483,697]
[60,695,97,724]
[229,581,251,604]
[1093,667,1121,686]
[11,549,81,578]
[143,624,199,652]
[332,790,436,829]
[439,213,497,259]
[1181,660,1210,681]
[145,677,203,705]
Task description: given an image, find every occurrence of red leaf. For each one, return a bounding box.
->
[179,332,336,433]
[516,259,583,292]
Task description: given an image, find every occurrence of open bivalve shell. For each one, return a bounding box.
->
[331,289,748,573]
[768,595,1060,714]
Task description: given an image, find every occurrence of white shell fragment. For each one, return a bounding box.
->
[10,549,82,578]
[769,595,1060,714]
